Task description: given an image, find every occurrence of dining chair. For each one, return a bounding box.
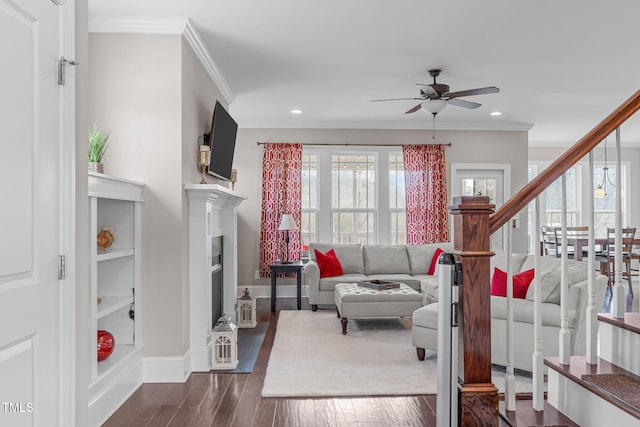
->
[541,226,560,257]
[596,227,636,297]
[565,226,589,259]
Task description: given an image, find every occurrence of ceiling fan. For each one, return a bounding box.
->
[371,69,499,115]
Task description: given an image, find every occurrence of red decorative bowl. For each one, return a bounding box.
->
[97,330,115,361]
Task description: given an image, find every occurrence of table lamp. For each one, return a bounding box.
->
[278,214,298,264]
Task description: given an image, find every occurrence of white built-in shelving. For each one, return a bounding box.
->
[88,172,144,426]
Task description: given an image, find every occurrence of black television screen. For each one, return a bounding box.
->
[207,101,237,181]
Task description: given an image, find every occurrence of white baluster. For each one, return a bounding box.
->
[586,151,598,364]
[612,127,625,318]
[532,197,544,410]
[505,222,515,410]
[559,173,571,365]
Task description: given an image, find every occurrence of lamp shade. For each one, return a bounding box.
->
[421,100,447,115]
[278,214,298,231]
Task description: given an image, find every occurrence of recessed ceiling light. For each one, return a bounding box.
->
[290,109,303,114]
[490,111,503,116]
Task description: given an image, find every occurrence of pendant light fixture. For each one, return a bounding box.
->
[595,138,615,198]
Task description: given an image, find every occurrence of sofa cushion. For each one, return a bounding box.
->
[407,243,453,275]
[519,254,561,273]
[319,274,368,291]
[491,250,529,274]
[363,245,410,275]
[413,303,439,328]
[314,249,344,278]
[491,296,576,328]
[525,260,589,303]
[310,243,364,274]
[490,267,535,299]
[419,276,440,301]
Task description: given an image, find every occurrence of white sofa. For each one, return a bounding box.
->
[413,250,609,371]
[304,242,454,311]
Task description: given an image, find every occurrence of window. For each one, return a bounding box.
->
[593,165,620,237]
[527,160,629,245]
[302,147,406,245]
[301,154,318,245]
[389,154,406,245]
[545,167,578,227]
[332,154,376,244]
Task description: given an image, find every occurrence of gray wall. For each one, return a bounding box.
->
[88,33,228,358]
[232,128,529,289]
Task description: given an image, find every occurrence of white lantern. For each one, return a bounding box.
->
[211,315,238,370]
[237,288,257,328]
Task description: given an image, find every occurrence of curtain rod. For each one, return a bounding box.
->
[256,141,452,147]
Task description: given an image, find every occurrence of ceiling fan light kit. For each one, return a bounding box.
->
[421,99,447,115]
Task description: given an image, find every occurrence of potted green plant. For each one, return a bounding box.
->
[88,124,110,173]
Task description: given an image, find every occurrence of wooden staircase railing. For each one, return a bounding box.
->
[452,89,640,426]
[490,89,640,234]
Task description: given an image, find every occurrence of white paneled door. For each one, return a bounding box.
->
[451,164,511,250]
[0,1,63,426]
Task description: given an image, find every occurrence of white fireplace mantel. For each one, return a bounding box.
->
[185,184,246,372]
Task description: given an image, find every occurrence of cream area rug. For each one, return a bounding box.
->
[262,310,539,398]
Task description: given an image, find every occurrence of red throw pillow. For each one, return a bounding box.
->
[314,249,344,278]
[428,248,444,275]
[490,267,535,299]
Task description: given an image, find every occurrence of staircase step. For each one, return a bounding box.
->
[598,312,640,376]
[545,356,640,425]
[581,373,640,410]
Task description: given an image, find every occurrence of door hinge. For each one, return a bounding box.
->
[58,255,66,280]
[58,57,78,86]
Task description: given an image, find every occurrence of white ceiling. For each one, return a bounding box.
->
[88,0,640,147]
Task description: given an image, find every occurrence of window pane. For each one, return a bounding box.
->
[461,178,496,204]
[301,210,317,244]
[390,211,406,245]
[546,168,576,211]
[389,154,405,209]
[302,154,317,209]
[332,155,375,209]
[546,212,577,227]
[332,211,374,244]
[595,213,614,237]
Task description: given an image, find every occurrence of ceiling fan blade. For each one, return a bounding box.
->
[404,103,423,114]
[370,97,423,102]
[416,84,438,97]
[448,98,481,109]
[446,86,499,98]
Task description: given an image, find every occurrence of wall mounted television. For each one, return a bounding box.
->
[206,101,238,181]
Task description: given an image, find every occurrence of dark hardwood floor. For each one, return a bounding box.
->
[104,298,577,427]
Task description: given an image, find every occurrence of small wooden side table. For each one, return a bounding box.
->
[270,261,304,312]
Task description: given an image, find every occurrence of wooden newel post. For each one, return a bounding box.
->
[450,196,499,426]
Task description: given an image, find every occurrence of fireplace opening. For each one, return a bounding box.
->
[211,236,223,328]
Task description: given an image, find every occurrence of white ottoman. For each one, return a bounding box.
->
[334,282,423,335]
[411,303,439,360]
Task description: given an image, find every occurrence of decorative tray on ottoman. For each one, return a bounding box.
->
[357,280,401,291]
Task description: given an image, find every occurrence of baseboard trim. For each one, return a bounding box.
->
[240,284,310,299]
[143,352,191,383]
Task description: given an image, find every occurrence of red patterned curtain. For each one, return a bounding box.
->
[402,144,449,244]
[259,143,302,276]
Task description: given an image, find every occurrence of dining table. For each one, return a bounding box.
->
[557,236,640,261]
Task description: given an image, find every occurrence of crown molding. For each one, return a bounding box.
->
[237,120,534,132]
[88,17,234,104]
